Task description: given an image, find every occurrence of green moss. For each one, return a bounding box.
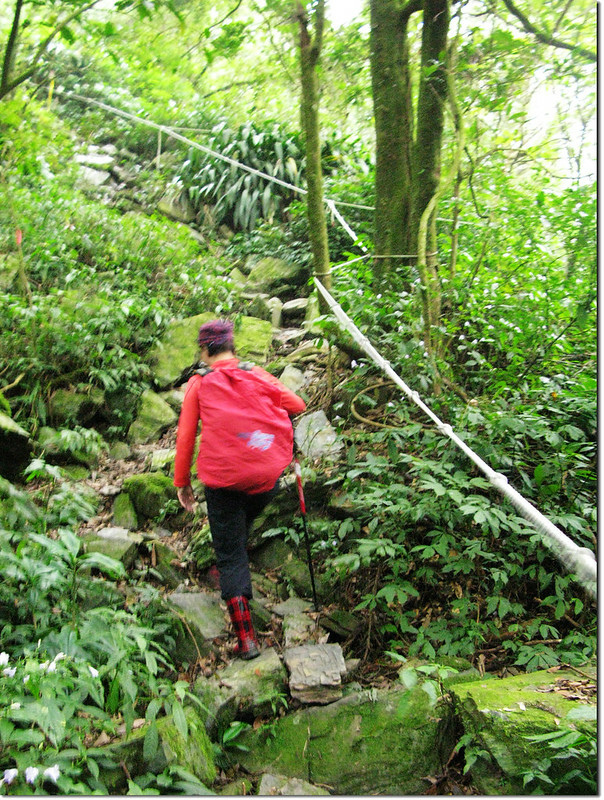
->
[113,491,138,529]
[452,667,597,793]
[48,386,104,425]
[218,778,253,795]
[148,312,274,388]
[99,708,216,792]
[60,464,91,481]
[237,686,455,795]
[232,316,273,362]
[157,707,217,786]
[123,473,177,519]
[127,389,177,444]
[148,312,215,388]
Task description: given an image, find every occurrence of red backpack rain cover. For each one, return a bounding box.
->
[192,364,294,493]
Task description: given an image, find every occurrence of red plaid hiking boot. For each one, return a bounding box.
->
[226,596,260,660]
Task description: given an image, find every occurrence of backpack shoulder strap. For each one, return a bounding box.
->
[193,362,253,378]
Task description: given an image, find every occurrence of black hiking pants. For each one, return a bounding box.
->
[204,481,279,601]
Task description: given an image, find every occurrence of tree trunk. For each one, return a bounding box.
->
[1,0,25,97]
[410,0,449,354]
[296,0,331,308]
[369,0,417,288]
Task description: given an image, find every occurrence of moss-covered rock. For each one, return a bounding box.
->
[122,473,177,520]
[157,706,217,786]
[48,386,105,426]
[112,491,138,529]
[232,316,273,363]
[36,425,105,468]
[108,441,131,461]
[148,311,215,388]
[146,541,183,589]
[80,577,125,611]
[167,591,226,662]
[100,706,216,792]
[188,524,215,571]
[127,389,177,444]
[236,685,455,795]
[193,648,288,739]
[246,257,307,292]
[60,464,90,482]
[250,537,328,603]
[147,312,274,388]
[257,774,329,795]
[451,666,597,795]
[81,527,142,569]
[217,777,253,795]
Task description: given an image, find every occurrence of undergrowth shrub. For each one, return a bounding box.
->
[321,391,596,669]
[0,469,201,794]
[177,119,306,232]
[1,122,238,432]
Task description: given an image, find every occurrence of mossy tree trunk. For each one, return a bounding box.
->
[369,0,419,289]
[369,0,451,355]
[410,0,450,357]
[295,0,331,310]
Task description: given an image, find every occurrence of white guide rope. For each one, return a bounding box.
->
[58,90,594,597]
[314,278,597,601]
[57,92,366,236]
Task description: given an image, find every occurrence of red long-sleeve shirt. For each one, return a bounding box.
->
[173,358,306,492]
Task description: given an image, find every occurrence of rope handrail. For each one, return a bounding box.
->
[56,88,596,600]
[55,91,367,224]
[314,277,597,601]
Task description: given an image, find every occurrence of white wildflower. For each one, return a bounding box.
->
[43,765,61,784]
[2,769,18,786]
[3,667,16,678]
[10,702,21,710]
[46,661,57,673]
[25,767,39,785]
[88,666,99,678]
[23,674,30,684]
[0,652,9,666]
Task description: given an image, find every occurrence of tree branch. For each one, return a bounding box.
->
[208,0,244,33]
[313,0,325,56]
[201,79,259,98]
[1,0,25,95]
[32,0,104,66]
[0,0,104,100]
[400,0,422,24]
[501,0,596,62]
[295,1,311,50]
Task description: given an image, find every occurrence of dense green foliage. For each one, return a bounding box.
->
[178,120,306,231]
[0,466,208,795]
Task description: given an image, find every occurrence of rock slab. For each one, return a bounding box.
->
[284,644,347,704]
[294,410,343,460]
[237,685,454,795]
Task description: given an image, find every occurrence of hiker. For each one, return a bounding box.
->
[174,319,306,659]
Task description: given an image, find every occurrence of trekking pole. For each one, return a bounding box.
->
[293,457,319,612]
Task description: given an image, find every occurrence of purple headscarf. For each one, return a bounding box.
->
[197,319,234,350]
